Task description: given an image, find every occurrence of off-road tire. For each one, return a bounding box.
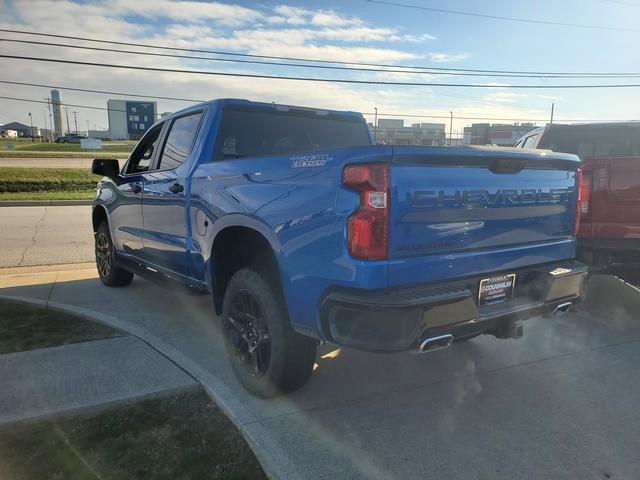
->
[222,267,317,398]
[95,222,134,287]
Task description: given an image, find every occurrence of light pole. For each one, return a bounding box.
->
[373,107,378,144]
[73,111,78,135]
[449,111,453,146]
[65,106,71,134]
[28,112,34,142]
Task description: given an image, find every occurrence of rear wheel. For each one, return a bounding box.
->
[222,267,316,398]
[95,222,133,287]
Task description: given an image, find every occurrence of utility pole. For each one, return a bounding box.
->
[28,112,34,142]
[449,111,453,146]
[73,111,78,134]
[42,110,48,143]
[65,106,71,134]
[86,120,90,135]
[550,103,555,124]
[44,97,53,142]
[373,107,378,144]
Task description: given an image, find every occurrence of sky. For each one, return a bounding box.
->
[0,0,639,135]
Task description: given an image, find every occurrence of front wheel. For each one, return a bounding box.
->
[95,222,133,287]
[222,267,316,398]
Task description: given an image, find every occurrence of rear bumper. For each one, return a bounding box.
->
[320,261,587,352]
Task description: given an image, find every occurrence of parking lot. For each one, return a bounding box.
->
[1,206,639,479]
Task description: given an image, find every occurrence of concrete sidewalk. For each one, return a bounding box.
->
[2,265,640,479]
[0,335,196,425]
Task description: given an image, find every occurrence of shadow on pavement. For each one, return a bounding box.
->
[1,271,640,479]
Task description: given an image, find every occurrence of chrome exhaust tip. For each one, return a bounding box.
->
[553,301,573,316]
[416,334,454,354]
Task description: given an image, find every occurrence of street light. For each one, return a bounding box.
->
[28,112,34,142]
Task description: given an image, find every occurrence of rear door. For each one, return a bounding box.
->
[388,146,579,284]
[141,110,204,278]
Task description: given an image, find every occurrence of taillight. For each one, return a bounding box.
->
[343,163,389,260]
[580,173,591,219]
[575,168,585,235]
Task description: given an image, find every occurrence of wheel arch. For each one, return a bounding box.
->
[92,204,109,233]
[210,220,284,315]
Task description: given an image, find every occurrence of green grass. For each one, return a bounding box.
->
[0,151,129,158]
[0,388,266,480]
[0,299,122,354]
[0,167,98,194]
[0,139,133,158]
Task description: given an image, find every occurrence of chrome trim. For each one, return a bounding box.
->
[416,334,454,354]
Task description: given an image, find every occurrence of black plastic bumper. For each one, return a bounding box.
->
[320,261,588,352]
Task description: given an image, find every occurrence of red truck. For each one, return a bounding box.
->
[515,122,640,269]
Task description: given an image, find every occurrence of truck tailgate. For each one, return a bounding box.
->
[388,146,580,285]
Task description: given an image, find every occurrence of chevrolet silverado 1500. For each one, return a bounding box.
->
[92,99,587,397]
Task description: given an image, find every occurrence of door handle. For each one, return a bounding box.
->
[169,182,184,194]
[132,184,142,194]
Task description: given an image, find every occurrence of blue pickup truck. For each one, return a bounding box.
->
[91,99,587,397]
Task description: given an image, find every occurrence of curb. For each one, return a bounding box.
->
[0,293,301,480]
[0,200,92,207]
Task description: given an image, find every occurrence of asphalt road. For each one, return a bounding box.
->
[0,206,94,267]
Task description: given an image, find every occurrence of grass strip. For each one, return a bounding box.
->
[0,299,121,354]
[0,388,266,480]
[0,167,98,193]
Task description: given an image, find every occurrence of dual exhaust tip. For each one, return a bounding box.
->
[416,301,573,354]
[417,334,454,354]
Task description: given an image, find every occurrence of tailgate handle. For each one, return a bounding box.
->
[489,158,525,174]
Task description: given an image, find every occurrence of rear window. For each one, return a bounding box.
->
[540,124,640,159]
[215,106,371,160]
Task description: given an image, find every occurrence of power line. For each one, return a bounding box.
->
[0,93,633,123]
[0,95,160,117]
[361,112,635,122]
[3,54,640,89]
[0,80,204,103]
[4,37,640,79]
[1,28,639,77]
[367,0,640,33]
[0,78,550,113]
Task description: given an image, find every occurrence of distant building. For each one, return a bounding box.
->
[1,129,18,138]
[51,89,64,138]
[0,122,38,137]
[369,119,446,146]
[463,123,537,146]
[106,99,157,140]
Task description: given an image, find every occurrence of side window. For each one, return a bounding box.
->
[523,134,538,149]
[158,112,203,170]
[126,123,163,174]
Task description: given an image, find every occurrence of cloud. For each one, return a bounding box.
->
[426,53,469,63]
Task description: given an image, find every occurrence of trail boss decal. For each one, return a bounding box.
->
[290,154,331,168]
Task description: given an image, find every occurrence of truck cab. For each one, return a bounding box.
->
[515,122,640,268]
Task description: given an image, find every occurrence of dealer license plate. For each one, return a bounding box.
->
[478,274,516,306]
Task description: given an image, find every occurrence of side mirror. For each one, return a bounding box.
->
[91,158,120,181]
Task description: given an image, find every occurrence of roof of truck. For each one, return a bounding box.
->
[166,98,365,120]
